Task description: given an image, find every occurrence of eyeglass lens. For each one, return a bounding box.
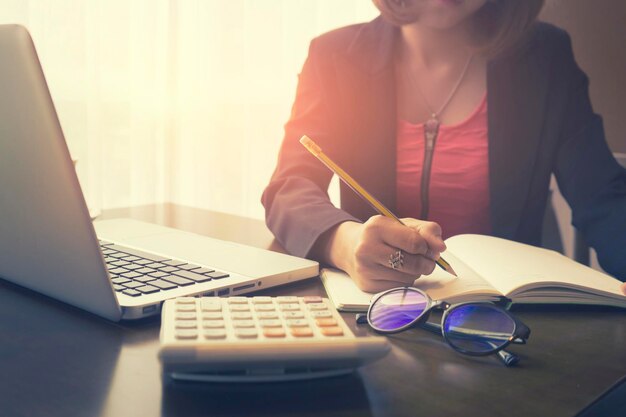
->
[443,304,516,354]
[369,288,428,331]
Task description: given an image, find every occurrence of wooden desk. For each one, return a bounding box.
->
[1,204,625,417]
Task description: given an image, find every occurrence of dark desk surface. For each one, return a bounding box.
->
[1,204,625,417]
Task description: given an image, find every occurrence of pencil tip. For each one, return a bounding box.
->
[448,266,458,277]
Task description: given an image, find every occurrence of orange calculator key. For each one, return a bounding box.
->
[315,318,337,327]
[263,328,286,338]
[320,326,344,336]
[302,296,323,303]
[290,327,314,337]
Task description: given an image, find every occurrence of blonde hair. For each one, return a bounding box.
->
[372,0,545,57]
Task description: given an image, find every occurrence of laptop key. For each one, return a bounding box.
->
[106,244,170,262]
[123,264,143,271]
[160,266,179,273]
[136,268,156,275]
[172,270,212,283]
[178,264,201,271]
[148,271,169,278]
[162,275,194,286]
[194,267,215,274]
[206,271,230,279]
[134,259,153,266]
[109,267,128,275]
[123,281,144,289]
[113,284,125,291]
[163,260,187,267]
[121,271,143,279]
[135,275,157,283]
[110,252,130,259]
[112,277,131,285]
[122,289,142,297]
[146,262,167,269]
[124,256,141,262]
[110,260,130,267]
[136,285,160,294]
[151,280,177,290]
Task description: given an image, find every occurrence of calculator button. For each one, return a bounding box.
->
[258,319,282,328]
[302,296,323,303]
[279,303,301,311]
[235,329,258,338]
[290,327,314,337]
[175,330,198,339]
[202,312,223,320]
[175,312,197,320]
[255,304,275,312]
[203,329,227,339]
[231,312,253,320]
[252,296,273,304]
[201,300,222,311]
[257,312,279,319]
[202,320,225,329]
[282,311,305,319]
[286,319,309,327]
[311,311,332,318]
[263,328,286,338]
[175,321,198,329]
[315,318,338,327]
[227,297,249,304]
[320,327,344,336]
[229,305,251,312]
[276,296,299,304]
[176,297,197,304]
[233,320,256,328]
[307,303,328,311]
[176,304,196,312]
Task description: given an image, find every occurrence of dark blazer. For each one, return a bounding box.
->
[262,17,626,280]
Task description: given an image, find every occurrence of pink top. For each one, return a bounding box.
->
[396,93,491,239]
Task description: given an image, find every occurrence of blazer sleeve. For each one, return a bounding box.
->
[552,32,626,280]
[261,39,359,258]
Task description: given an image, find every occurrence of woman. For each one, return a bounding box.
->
[262,0,626,292]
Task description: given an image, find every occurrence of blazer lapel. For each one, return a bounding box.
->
[487,39,551,239]
[331,17,399,221]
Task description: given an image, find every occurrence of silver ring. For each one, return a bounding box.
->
[388,250,404,270]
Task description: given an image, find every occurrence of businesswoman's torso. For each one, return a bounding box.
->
[262,16,626,278]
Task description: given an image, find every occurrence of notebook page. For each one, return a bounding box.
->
[412,250,500,302]
[320,250,499,311]
[444,235,626,299]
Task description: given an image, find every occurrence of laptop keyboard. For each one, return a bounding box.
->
[100,241,230,297]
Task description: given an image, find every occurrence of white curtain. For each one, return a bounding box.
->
[0,0,378,219]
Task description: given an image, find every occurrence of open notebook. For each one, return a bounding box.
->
[321,234,626,312]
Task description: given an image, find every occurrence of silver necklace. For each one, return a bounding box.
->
[400,53,474,219]
[402,53,474,144]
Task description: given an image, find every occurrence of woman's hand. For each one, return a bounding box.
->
[316,216,447,293]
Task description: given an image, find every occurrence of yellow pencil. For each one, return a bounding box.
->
[300,135,457,277]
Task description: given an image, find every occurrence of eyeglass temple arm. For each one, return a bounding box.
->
[419,322,520,367]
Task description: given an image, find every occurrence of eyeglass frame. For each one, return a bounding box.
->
[359,287,531,366]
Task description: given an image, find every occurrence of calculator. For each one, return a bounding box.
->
[159,296,390,382]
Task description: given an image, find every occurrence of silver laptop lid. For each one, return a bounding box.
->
[0,25,121,321]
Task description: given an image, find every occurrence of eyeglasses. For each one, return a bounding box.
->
[357,287,530,366]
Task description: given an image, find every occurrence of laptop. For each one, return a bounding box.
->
[0,24,318,321]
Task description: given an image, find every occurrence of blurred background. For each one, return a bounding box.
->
[0,0,624,262]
